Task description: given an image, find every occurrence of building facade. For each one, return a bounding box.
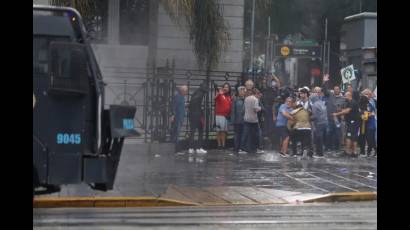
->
[340,12,377,90]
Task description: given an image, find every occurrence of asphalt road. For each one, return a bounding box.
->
[33,201,377,229]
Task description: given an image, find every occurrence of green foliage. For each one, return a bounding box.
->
[162,0,230,72]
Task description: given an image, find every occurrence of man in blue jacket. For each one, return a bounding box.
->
[170,85,188,154]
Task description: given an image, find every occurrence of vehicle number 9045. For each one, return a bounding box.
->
[56,133,81,144]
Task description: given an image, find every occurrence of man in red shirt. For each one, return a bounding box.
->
[215,83,232,150]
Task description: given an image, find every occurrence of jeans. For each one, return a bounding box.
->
[314,124,327,155]
[325,122,340,151]
[271,126,280,151]
[188,113,203,149]
[241,122,259,153]
[257,122,263,149]
[233,124,244,152]
[359,128,376,154]
[291,129,313,156]
[171,119,184,152]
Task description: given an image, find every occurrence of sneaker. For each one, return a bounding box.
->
[188,148,195,154]
[238,150,247,154]
[313,154,325,159]
[291,153,300,157]
[176,152,185,156]
[257,149,265,154]
[279,152,289,157]
[196,148,207,154]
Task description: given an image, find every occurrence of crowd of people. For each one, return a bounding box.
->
[170,74,377,158]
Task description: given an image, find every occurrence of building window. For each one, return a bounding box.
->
[119,0,150,45]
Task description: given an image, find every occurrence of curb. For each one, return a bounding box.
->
[302,192,377,203]
[33,192,377,208]
[33,196,199,208]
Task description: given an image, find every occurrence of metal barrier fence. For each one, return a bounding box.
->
[101,65,256,144]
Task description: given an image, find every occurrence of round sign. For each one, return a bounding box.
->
[343,68,353,81]
[280,46,290,56]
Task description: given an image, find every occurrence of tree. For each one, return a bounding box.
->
[50,0,108,42]
[162,0,230,73]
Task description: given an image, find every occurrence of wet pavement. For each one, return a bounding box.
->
[43,143,377,198]
[33,201,377,229]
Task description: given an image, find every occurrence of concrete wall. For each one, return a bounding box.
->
[33,0,49,5]
[341,20,365,50]
[364,18,377,48]
[342,16,377,50]
[155,0,244,72]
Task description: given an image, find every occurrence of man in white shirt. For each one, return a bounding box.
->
[240,88,261,154]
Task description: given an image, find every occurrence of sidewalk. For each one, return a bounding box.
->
[36,144,377,206]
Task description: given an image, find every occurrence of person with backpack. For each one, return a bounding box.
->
[310,94,328,158]
[290,94,313,158]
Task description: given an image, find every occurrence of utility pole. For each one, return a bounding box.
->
[323,18,328,75]
[249,0,256,75]
[265,16,271,73]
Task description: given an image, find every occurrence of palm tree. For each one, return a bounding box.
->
[161,0,231,142]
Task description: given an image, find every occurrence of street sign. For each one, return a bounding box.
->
[280,46,290,56]
[341,65,356,83]
[295,39,319,46]
[274,44,321,58]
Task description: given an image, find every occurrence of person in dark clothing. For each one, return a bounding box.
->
[255,91,266,153]
[362,89,377,156]
[170,85,188,154]
[260,75,279,143]
[347,84,360,103]
[358,95,369,156]
[358,89,377,157]
[333,91,360,157]
[188,81,209,154]
[322,76,347,151]
[230,86,246,153]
